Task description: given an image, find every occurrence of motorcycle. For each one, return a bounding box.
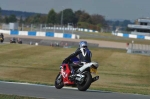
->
[0,37,4,43]
[54,59,99,91]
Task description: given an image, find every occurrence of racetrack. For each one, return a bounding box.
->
[3,34,127,49]
[0,81,150,99]
[0,33,146,99]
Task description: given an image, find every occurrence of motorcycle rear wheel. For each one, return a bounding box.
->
[77,71,92,91]
[55,73,64,89]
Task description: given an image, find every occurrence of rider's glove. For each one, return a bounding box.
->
[60,65,62,69]
[60,63,65,69]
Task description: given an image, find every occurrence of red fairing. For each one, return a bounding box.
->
[61,64,74,85]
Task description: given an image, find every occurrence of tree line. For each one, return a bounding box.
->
[0,7,108,31]
[0,7,134,31]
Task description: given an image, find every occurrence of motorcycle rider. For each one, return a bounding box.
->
[61,41,92,74]
[0,33,4,43]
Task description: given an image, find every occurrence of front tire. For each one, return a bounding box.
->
[77,71,92,91]
[55,73,64,89]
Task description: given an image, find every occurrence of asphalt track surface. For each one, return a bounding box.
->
[3,33,127,49]
[0,81,150,99]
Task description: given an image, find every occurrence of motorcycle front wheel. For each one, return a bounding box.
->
[77,71,92,91]
[55,73,64,89]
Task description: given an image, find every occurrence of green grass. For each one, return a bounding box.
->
[0,94,44,99]
[80,32,150,45]
[0,44,150,95]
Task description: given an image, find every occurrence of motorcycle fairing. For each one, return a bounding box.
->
[61,64,75,85]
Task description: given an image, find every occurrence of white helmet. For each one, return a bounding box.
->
[79,41,88,48]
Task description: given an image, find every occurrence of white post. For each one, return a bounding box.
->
[131,40,134,53]
[54,25,55,33]
[72,28,74,34]
[45,24,46,32]
[63,26,64,33]
[22,23,24,31]
[40,24,42,31]
[31,24,32,31]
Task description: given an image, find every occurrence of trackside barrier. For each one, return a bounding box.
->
[112,32,150,40]
[10,30,19,35]
[19,31,28,36]
[28,31,36,36]
[45,32,54,37]
[0,29,10,34]
[43,27,99,33]
[63,33,72,38]
[0,29,80,39]
[127,43,150,56]
[113,32,150,56]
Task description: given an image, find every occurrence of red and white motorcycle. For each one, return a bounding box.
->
[55,59,99,91]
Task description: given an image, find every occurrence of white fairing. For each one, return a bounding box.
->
[77,62,99,73]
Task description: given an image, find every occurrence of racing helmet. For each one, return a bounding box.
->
[79,41,88,48]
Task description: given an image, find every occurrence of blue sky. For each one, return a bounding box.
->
[0,0,150,20]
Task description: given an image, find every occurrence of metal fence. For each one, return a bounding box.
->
[0,23,100,34]
[127,42,150,56]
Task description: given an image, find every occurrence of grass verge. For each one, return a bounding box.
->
[0,94,44,99]
[80,32,150,45]
[0,44,150,95]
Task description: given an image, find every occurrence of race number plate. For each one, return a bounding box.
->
[90,67,97,74]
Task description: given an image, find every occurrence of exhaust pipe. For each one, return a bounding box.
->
[92,76,99,83]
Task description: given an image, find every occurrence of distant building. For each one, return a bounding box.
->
[128,17,150,36]
[2,23,18,30]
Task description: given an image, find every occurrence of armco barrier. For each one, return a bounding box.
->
[63,33,72,38]
[137,35,145,39]
[28,31,36,36]
[46,32,54,37]
[54,33,64,38]
[19,31,28,36]
[36,31,45,36]
[0,29,80,39]
[123,33,129,38]
[10,30,19,35]
[112,32,150,40]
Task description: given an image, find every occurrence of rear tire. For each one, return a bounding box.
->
[55,73,64,89]
[77,71,92,91]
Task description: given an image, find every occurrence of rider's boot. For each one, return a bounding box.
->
[69,66,76,81]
